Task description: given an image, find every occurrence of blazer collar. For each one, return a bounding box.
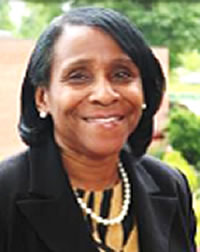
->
[121,149,178,252]
[17,136,98,252]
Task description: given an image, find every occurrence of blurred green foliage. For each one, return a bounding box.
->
[178,51,200,72]
[194,195,200,246]
[167,106,200,171]
[0,0,14,31]
[16,2,62,39]
[70,1,200,68]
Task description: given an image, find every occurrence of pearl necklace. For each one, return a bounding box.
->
[74,162,131,226]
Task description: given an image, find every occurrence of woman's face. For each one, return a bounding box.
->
[36,25,144,159]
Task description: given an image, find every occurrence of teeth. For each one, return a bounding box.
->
[87,117,120,123]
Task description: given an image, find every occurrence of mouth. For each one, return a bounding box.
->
[82,115,124,124]
[84,116,124,123]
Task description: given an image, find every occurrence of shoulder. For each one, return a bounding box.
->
[0,150,29,175]
[138,154,187,188]
[0,151,30,234]
[134,154,192,202]
[137,154,192,214]
[0,150,30,193]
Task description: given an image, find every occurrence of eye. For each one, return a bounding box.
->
[61,69,92,84]
[111,68,133,83]
[69,71,91,82]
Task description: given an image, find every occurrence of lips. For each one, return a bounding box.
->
[84,116,124,123]
[81,113,125,126]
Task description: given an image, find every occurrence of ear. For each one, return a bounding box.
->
[35,86,49,114]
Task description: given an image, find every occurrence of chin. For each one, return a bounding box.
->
[84,141,125,159]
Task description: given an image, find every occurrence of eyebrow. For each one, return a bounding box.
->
[111,58,135,65]
[110,58,138,68]
[61,59,94,70]
[60,56,137,73]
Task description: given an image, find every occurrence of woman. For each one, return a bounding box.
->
[0,7,196,252]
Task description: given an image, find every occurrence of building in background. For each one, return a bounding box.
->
[0,38,34,158]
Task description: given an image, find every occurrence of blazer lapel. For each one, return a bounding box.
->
[121,150,178,252]
[17,137,98,252]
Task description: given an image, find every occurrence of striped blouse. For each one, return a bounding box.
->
[74,180,139,252]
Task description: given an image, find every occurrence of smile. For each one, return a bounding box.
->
[83,116,124,124]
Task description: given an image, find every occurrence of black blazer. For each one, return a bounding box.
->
[0,137,196,252]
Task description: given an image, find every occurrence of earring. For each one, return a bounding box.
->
[142,104,147,110]
[39,111,47,119]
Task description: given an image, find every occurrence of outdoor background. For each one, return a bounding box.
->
[0,0,200,248]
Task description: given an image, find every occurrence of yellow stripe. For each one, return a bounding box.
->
[124,222,139,252]
[105,182,124,251]
[93,191,104,243]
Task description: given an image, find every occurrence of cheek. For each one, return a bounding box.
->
[123,83,144,110]
[130,82,144,102]
[128,109,142,132]
[124,86,144,132]
[48,93,79,141]
[46,87,83,117]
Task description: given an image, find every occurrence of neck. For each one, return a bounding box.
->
[61,149,120,191]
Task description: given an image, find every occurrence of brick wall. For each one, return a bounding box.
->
[0,39,35,158]
[152,47,169,138]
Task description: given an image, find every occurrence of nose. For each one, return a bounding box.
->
[89,77,120,106]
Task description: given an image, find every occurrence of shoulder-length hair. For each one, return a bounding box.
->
[18,6,165,157]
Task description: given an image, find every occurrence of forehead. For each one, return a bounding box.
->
[52,24,133,66]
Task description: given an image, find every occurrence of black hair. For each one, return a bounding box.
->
[19,6,165,157]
